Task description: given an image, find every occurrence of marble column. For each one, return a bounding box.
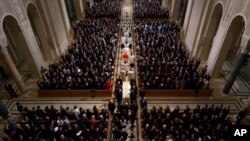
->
[42,0,69,54]
[170,0,182,20]
[167,0,172,11]
[183,0,193,36]
[73,0,84,20]
[59,0,72,37]
[170,0,177,19]
[179,0,188,26]
[222,50,248,94]
[0,47,27,94]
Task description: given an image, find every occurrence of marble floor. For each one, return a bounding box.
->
[222,61,250,96]
[1,80,248,139]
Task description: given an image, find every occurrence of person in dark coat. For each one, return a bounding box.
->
[130,101,138,114]
[16,102,23,113]
[236,107,248,124]
[4,84,18,98]
[141,97,147,109]
[116,88,122,104]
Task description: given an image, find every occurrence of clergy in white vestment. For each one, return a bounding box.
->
[121,61,129,72]
[120,69,126,81]
[121,36,126,44]
[124,41,130,48]
[124,31,129,40]
[127,69,134,80]
[129,54,135,68]
[123,46,130,54]
[127,37,133,45]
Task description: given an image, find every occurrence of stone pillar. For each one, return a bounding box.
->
[170,0,177,19]
[170,0,181,20]
[179,0,188,26]
[0,46,27,94]
[73,0,84,20]
[222,37,249,94]
[167,0,172,11]
[41,0,69,54]
[82,0,87,13]
[183,0,193,36]
[59,0,72,37]
[10,0,45,78]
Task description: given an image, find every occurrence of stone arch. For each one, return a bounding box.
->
[2,15,25,65]
[27,2,54,62]
[200,3,223,61]
[2,15,38,79]
[0,13,19,38]
[225,15,245,64]
[212,15,246,79]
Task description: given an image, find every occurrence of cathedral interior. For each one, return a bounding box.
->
[0,0,250,140]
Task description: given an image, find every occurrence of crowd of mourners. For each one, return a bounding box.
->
[133,0,168,18]
[4,103,108,140]
[38,18,119,90]
[86,0,122,18]
[135,19,210,90]
[141,104,232,140]
[109,78,138,141]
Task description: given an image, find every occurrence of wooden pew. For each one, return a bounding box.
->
[145,89,213,97]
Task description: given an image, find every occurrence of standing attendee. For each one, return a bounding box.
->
[108,99,116,116]
[105,79,113,90]
[7,113,16,129]
[16,102,24,113]
[4,84,18,98]
[0,65,7,79]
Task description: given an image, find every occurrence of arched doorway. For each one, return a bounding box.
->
[2,16,34,80]
[200,3,223,61]
[27,3,54,62]
[221,16,245,77]
[226,19,245,64]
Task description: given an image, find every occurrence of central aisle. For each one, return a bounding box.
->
[116,0,134,105]
[112,0,139,140]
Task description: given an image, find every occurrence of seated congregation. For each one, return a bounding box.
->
[135,19,210,90]
[133,0,169,18]
[86,0,122,18]
[38,18,119,90]
[4,103,108,140]
[141,104,233,140]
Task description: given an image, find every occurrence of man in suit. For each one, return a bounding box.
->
[108,99,115,116]
[4,84,18,98]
